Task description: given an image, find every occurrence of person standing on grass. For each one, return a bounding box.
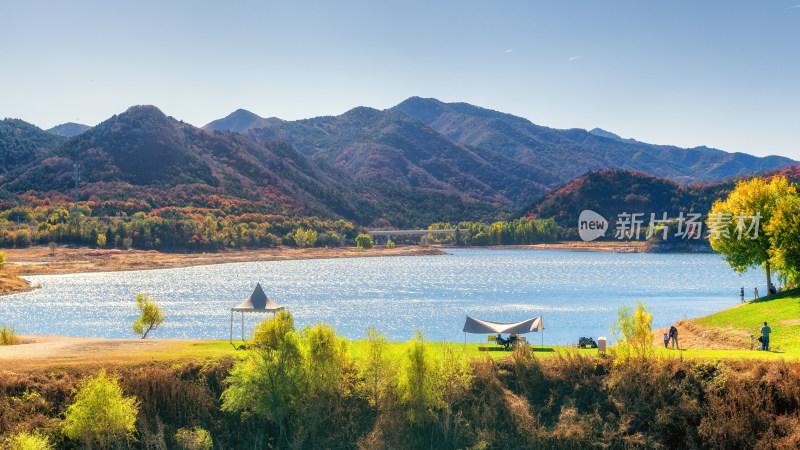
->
[669,325,679,350]
[760,322,771,351]
[740,286,745,303]
[754,287,759,300]
[663,331,669,348]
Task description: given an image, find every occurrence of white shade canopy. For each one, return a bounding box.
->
[462,316,543,335]
[231,283,283,312]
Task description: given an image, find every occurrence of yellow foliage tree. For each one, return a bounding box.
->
[131,293,164,339]
[611,301,653,360]
[707,176,796,289]
[766,194,800,286]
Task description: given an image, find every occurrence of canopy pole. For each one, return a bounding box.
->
[241,311,245,342]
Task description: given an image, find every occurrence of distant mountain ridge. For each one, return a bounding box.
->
[0,106,500,227]
[202,109,283,133]
[5,106,366,218]
[46,122,91,137]
[245,106,555,206]
[2,98,797,228]
[588,128,634,143]
[393,97,795,184]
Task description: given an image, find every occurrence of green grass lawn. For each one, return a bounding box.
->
[652,347,800,361]
[169,289,800,364]
[178,340,800,363]
[693,287,800,351]
[177,340,556,361]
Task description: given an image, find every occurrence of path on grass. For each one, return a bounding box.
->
[0,335,228,370]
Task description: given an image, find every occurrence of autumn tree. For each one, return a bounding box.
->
[766,193,800,286]
[707,176,795,288]
[131,293,164,339]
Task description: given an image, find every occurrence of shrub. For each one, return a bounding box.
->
[223,311,355,446]
[0,324,19,345]
[292,228,319,248]
[399,331,440,424]
[611,301,653,360]
[301,322,348,397]
[61,370,139,447]
[293,228,307,248]
[174,426,213,450]
[355,233,373,250]
[386,239,396,249]
[0,251,5,270]
[2,431,52,450]
[360,327,393,409]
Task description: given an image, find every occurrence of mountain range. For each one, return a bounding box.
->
[1,98,796,227]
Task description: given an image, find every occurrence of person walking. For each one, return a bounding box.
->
[663,331,669,348]
[760,322,771,351]
[754,287,759,300]
[669,325,679,350]
[740,286,745,303]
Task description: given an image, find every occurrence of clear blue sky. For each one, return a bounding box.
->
[2,1,799,159]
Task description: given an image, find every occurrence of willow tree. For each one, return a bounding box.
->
[707,176,796,288]
[131,293,165,339]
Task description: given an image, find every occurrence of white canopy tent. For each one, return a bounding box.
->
[230,283,283,342]
[462,316,545,346]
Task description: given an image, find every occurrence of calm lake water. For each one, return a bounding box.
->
[0,249,764,345]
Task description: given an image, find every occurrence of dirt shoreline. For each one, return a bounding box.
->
[2,241,650,278]
[3,245,446,277]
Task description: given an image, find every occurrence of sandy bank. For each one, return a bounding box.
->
[3,245,445,277]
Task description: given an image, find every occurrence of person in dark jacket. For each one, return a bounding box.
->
[495,333,509,349]
[669,325,679,350]
[760,322,771,351]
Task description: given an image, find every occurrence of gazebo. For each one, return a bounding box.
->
[230,282,283,342]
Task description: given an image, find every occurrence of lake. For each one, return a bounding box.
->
[0,249,764,345]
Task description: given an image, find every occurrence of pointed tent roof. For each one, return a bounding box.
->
[462,316,543,335]
[231,283,283,312]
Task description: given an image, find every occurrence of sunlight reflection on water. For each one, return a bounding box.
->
[0,249,763,345]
